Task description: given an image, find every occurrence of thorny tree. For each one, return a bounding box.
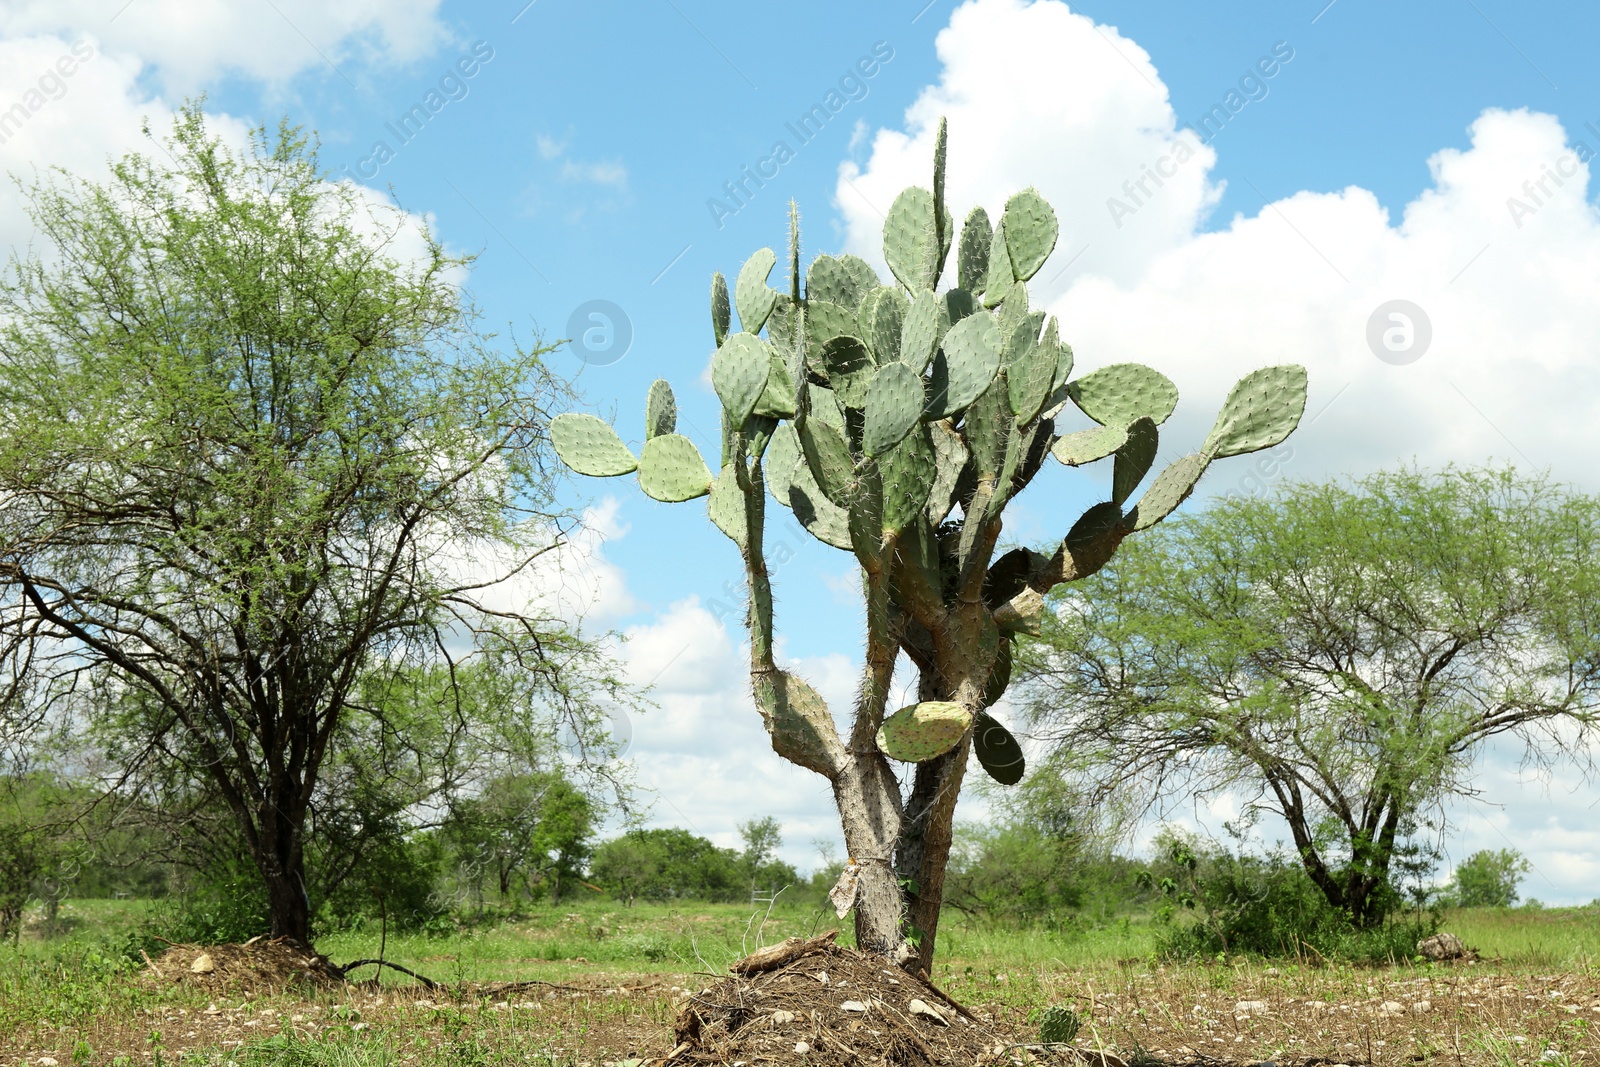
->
[1017,466,1600,926]
[549,121,1309,971]
[0,107,630,945]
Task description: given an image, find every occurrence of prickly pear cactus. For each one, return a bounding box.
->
[547,117,1309,964]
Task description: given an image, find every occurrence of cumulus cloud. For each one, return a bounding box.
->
[832,0,1600,899]
[0,1,447,92]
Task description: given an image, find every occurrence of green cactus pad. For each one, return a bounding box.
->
[900,289,949,372]
[712,332,773,426]
[708,464,747,548]
[1126,452,1210,532]
[637,433,713,502]
[876,701,973,763]
[1001,188,1058,282]
[1050,423,1129,466]
[1112,417,1159,505]
[752,353,797,419]
[863,361,926,458]
[847,462,884,564]
[997,285,1033,347]
[1065,500,1127,550]
[766,671,838,776]
[735,248,779,335]
[981,638,1013,709]
[1047,317,1074,389]
[973,709,1025,785]
[964,374,1010,478]
[645,379,677,440]
[1201,364,1309,459]
[943,288,980,326]
[550,413,638,477]
[866,286,909,364]
[803,300,859,355]
[764,422,802,506]
[711,273,731,347]
[983,218,1013,306]
[808,383,846,432]
[881,424,937,533]
[883,186,953,293]
[1067,362,1180,427]
[788,459,852,550]
[926,421,969,525]
[821,335,874,409]
[925,312,1002,419]
[1002,312,1045,369]
[807,253,879,309]
[797,411,856,507]
[958,207,993,293]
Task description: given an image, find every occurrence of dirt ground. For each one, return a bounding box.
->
[3,939,1597,1067]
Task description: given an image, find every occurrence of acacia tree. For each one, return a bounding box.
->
[0,107,629,945]
[1017,466,1600,926]
[548,122,1308,969]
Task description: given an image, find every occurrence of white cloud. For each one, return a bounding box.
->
[0,2,446,92]
[836,0,1218,299]
[836,0,1600,899]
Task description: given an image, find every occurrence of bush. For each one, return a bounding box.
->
[1145,830,1437,963]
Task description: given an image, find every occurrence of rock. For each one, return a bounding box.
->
[1234,1000,1269,1017]
[1263,967,1282,976]
[908,998,948,1025]
[1418,933,1466,960]
[1379,1000,1404,1016]
[1411,1000,1431,1014]
[771,1010,796,1025]
[793,1041,811,1054]
[190,953,216,974]
[840,1000,868,1012]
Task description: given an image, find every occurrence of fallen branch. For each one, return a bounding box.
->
[338,959,440,991]
[729,928,839,975]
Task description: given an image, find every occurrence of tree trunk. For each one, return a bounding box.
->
[263,858,311,945]
[833,756,905,956]
[897,735,972,973]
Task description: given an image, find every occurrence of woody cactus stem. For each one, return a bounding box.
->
[548,116,1310,971]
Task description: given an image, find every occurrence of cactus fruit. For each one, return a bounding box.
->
[543,122,1309,962]
[1202,364,1310,459]
[735,248,779,334]
[637,433,713,502]
[876,701,973,763]
[550,413,638,477]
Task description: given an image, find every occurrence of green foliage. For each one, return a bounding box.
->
[0,105,630,942]
[1445,849,1531,908]
[586,826,796,906]
[1021,465,1600,927]
[1143,830,1437,962]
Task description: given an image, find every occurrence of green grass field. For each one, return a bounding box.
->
[3,898,1599,1066]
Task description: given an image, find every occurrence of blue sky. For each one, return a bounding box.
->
[4,0,1599,901]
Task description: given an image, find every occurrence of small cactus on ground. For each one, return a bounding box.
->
[548,118,1308,970]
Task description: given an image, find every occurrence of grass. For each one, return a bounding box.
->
[2,897,1598,1066]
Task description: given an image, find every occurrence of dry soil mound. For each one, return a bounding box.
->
[143,936,345,993]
